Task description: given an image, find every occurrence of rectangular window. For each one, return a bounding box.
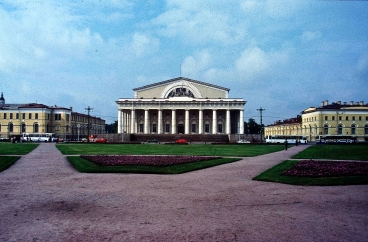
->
[35,113,38,119]
[152,124,157,133]
[346,116,349,121]
[56,125,60,131]
[352,116,355,121]
[55,114,61,121]
[191,124,196,133]
[218,124,223,133]
[324,116,328,121]
[139,124,144,133]
[165,124,170,133]
[205,124,210,133]
[359,116,362,121]
[10,113,13,119]
[4,113,6,119]
[16,113,19,119]
[29,113,32,119]
[22,113,25,119]
[339,116,342,121]
[332,116,335,121]
[66,114,69,121]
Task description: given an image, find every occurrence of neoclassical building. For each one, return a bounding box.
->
[0,92,105,140]
[116,77,246,137]
[264,100,368,142]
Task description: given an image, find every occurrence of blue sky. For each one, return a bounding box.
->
[1,0,367,125]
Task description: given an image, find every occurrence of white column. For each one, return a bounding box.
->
[198,109,203,134]
[185,109,190,134]
[226,109,231,134]
[171,110,176,134]
[158,109,163,134]
[212,110,217,134]
[144,109,149,134]
[118,110,122,133]
[239,110,244,134]
[130,109,136,134]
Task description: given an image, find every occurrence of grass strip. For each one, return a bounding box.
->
[0,156,21,172]
[252,160,368,186]
[0,143,39,155]
[58,143,286,157]
[67,156,241,174]
[292,144,368,161]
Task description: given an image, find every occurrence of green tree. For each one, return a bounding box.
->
[105,121,118,133]
[244,118,261,134]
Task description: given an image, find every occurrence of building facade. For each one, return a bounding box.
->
[0,93,105,140]
[264,100,368,142]
[116,77,246,136]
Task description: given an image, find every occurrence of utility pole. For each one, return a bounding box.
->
[257,107,266,143]
[85,106,93,143]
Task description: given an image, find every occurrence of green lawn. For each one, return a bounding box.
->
[292,144,368,160]
[57,143,286,157]
[67,156,241,174]
[253,160,368,186]
[0,143,39,155]
[0,156,21,172]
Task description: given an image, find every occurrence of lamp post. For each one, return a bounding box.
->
[85,106,93,143]
[77,124,80,141]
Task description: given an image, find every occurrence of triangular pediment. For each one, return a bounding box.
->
[133,77,230,99]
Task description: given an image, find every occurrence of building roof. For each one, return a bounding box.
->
[302,101,368,114]
[267,116,302,127]
[133,77,230,92]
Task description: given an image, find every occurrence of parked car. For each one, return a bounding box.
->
[237,140,250,143]
[176,139,188,144]
[94,138,107,143]
[147,139,159,143]
[81,138,88,142]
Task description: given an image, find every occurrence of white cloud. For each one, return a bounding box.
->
[301,31,322,42]
[182,50,212,77]
[131,33,160,57]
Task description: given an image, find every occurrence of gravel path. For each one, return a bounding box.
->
[0,143,367,242]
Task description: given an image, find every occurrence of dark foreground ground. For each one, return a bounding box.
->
[0,143,367,241]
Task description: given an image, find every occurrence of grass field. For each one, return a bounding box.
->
[253,144,368,186]
[0,143,39,155]
[0,156,21,172]
[292,144,368,160]
[67,156,241,174]
[57,143,286,157]
[253,159,368,186]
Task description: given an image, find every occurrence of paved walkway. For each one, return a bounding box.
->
[0,143,367,241]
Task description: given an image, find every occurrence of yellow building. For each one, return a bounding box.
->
[265,100,368,142]
[264,116,303,137]
[0,93,105,140]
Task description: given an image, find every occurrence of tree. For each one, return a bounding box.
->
[244,118,261,134]
[105,121,118,133]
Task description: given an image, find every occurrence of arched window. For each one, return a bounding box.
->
[365,125,368,135]
[338,124,343,135]
[324,124,329,135]
[351,124,356,135]
[8,123,13,132]
[21,123,26,133]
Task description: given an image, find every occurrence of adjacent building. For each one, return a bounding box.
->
[264,100,368,142]
[0,93,105,140]
[116,77,246,137]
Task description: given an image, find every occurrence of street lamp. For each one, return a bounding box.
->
[77,124,81,141]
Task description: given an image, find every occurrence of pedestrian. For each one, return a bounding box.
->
[295,139,298,146]
[285,139,288,151]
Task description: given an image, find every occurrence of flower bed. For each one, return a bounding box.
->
[282,160,368,177]
[81,155,221,167]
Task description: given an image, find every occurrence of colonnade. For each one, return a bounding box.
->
[118,108,244,135]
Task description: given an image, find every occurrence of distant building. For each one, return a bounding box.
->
[264,116,303,137]
[264,100,368,142]
[0,93,105,140]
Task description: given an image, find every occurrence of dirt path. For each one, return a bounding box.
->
[0,143,367,241]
